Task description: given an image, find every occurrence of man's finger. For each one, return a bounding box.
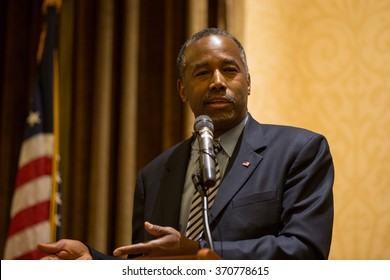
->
[40,254,61,260]
[113,243,149,257]
[37,242,61,254]
[144,221,172,237]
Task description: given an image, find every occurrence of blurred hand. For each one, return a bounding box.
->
[113,221,199,258]
[37,239,92,260]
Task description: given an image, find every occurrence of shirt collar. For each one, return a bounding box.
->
[192,114,247,158]
[216,115,247,158]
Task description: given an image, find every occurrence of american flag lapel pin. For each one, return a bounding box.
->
[242,161,251,167]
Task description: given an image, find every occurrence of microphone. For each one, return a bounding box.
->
[194,115,216,188]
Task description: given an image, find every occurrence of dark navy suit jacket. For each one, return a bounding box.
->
[131,114,334,259]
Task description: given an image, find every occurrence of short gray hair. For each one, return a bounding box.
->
[176,28,249,79]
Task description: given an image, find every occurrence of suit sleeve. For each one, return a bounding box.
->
[88,245,119,260]
[212,134,334,259]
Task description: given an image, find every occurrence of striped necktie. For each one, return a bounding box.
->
[186,141,222,241]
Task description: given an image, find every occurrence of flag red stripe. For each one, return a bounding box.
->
[7,200,50,237]
[15,249,47,260]
[15,156,52,188]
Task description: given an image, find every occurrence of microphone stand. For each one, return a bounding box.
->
[192,170,215,252]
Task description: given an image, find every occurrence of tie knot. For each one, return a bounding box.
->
[213,140,222,154]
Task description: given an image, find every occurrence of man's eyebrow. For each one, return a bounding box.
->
[191,59,240,71]
[191,62,209,72]
[222,59,240,67]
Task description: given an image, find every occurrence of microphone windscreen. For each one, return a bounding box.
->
[194,115,214,132]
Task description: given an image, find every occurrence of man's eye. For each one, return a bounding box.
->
[224,67,238,73]
[195,71,209,77]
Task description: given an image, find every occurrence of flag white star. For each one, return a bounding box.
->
[55,214,62,227]
[56,191,62,205]
[26,111,41,127]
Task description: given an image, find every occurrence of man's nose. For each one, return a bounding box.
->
[209,70,227,91]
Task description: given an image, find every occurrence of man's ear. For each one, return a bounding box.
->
[177,79,188,102]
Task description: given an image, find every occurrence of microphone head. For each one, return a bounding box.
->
[194,115,214,132]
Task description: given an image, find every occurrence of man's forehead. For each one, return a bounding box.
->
[185,35,241,62]
[201,35,225,47]
[189,34,237,50]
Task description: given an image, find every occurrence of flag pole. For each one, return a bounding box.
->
[50,47,60,242]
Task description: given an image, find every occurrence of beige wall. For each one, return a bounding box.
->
[240,0,390,259]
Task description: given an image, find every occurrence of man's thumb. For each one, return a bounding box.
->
[144,221,166,237]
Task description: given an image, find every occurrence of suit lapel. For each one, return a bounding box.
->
[151,138,193,228]
[209,115,267,223]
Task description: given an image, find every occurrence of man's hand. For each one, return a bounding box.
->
[37,239,92,260]
[113,221,199,258]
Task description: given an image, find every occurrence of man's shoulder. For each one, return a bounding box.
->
[141,138,192,171]
[260,123,322,137]
[247,113,324,138]
[247,116,328,149]
[256,123,330,156]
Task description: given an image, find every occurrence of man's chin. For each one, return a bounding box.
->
[209,115,239,133]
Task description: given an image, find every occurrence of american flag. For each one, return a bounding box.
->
[3,4,62,260]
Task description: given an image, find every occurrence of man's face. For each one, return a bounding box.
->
[178,35,251,136]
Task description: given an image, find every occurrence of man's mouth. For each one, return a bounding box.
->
[205,96,231,104]
[204,98,231,109]
[208,99,228,104]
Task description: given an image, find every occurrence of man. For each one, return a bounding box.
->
[38,28,334,260]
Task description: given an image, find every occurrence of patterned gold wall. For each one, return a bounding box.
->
[241,0,390,259]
